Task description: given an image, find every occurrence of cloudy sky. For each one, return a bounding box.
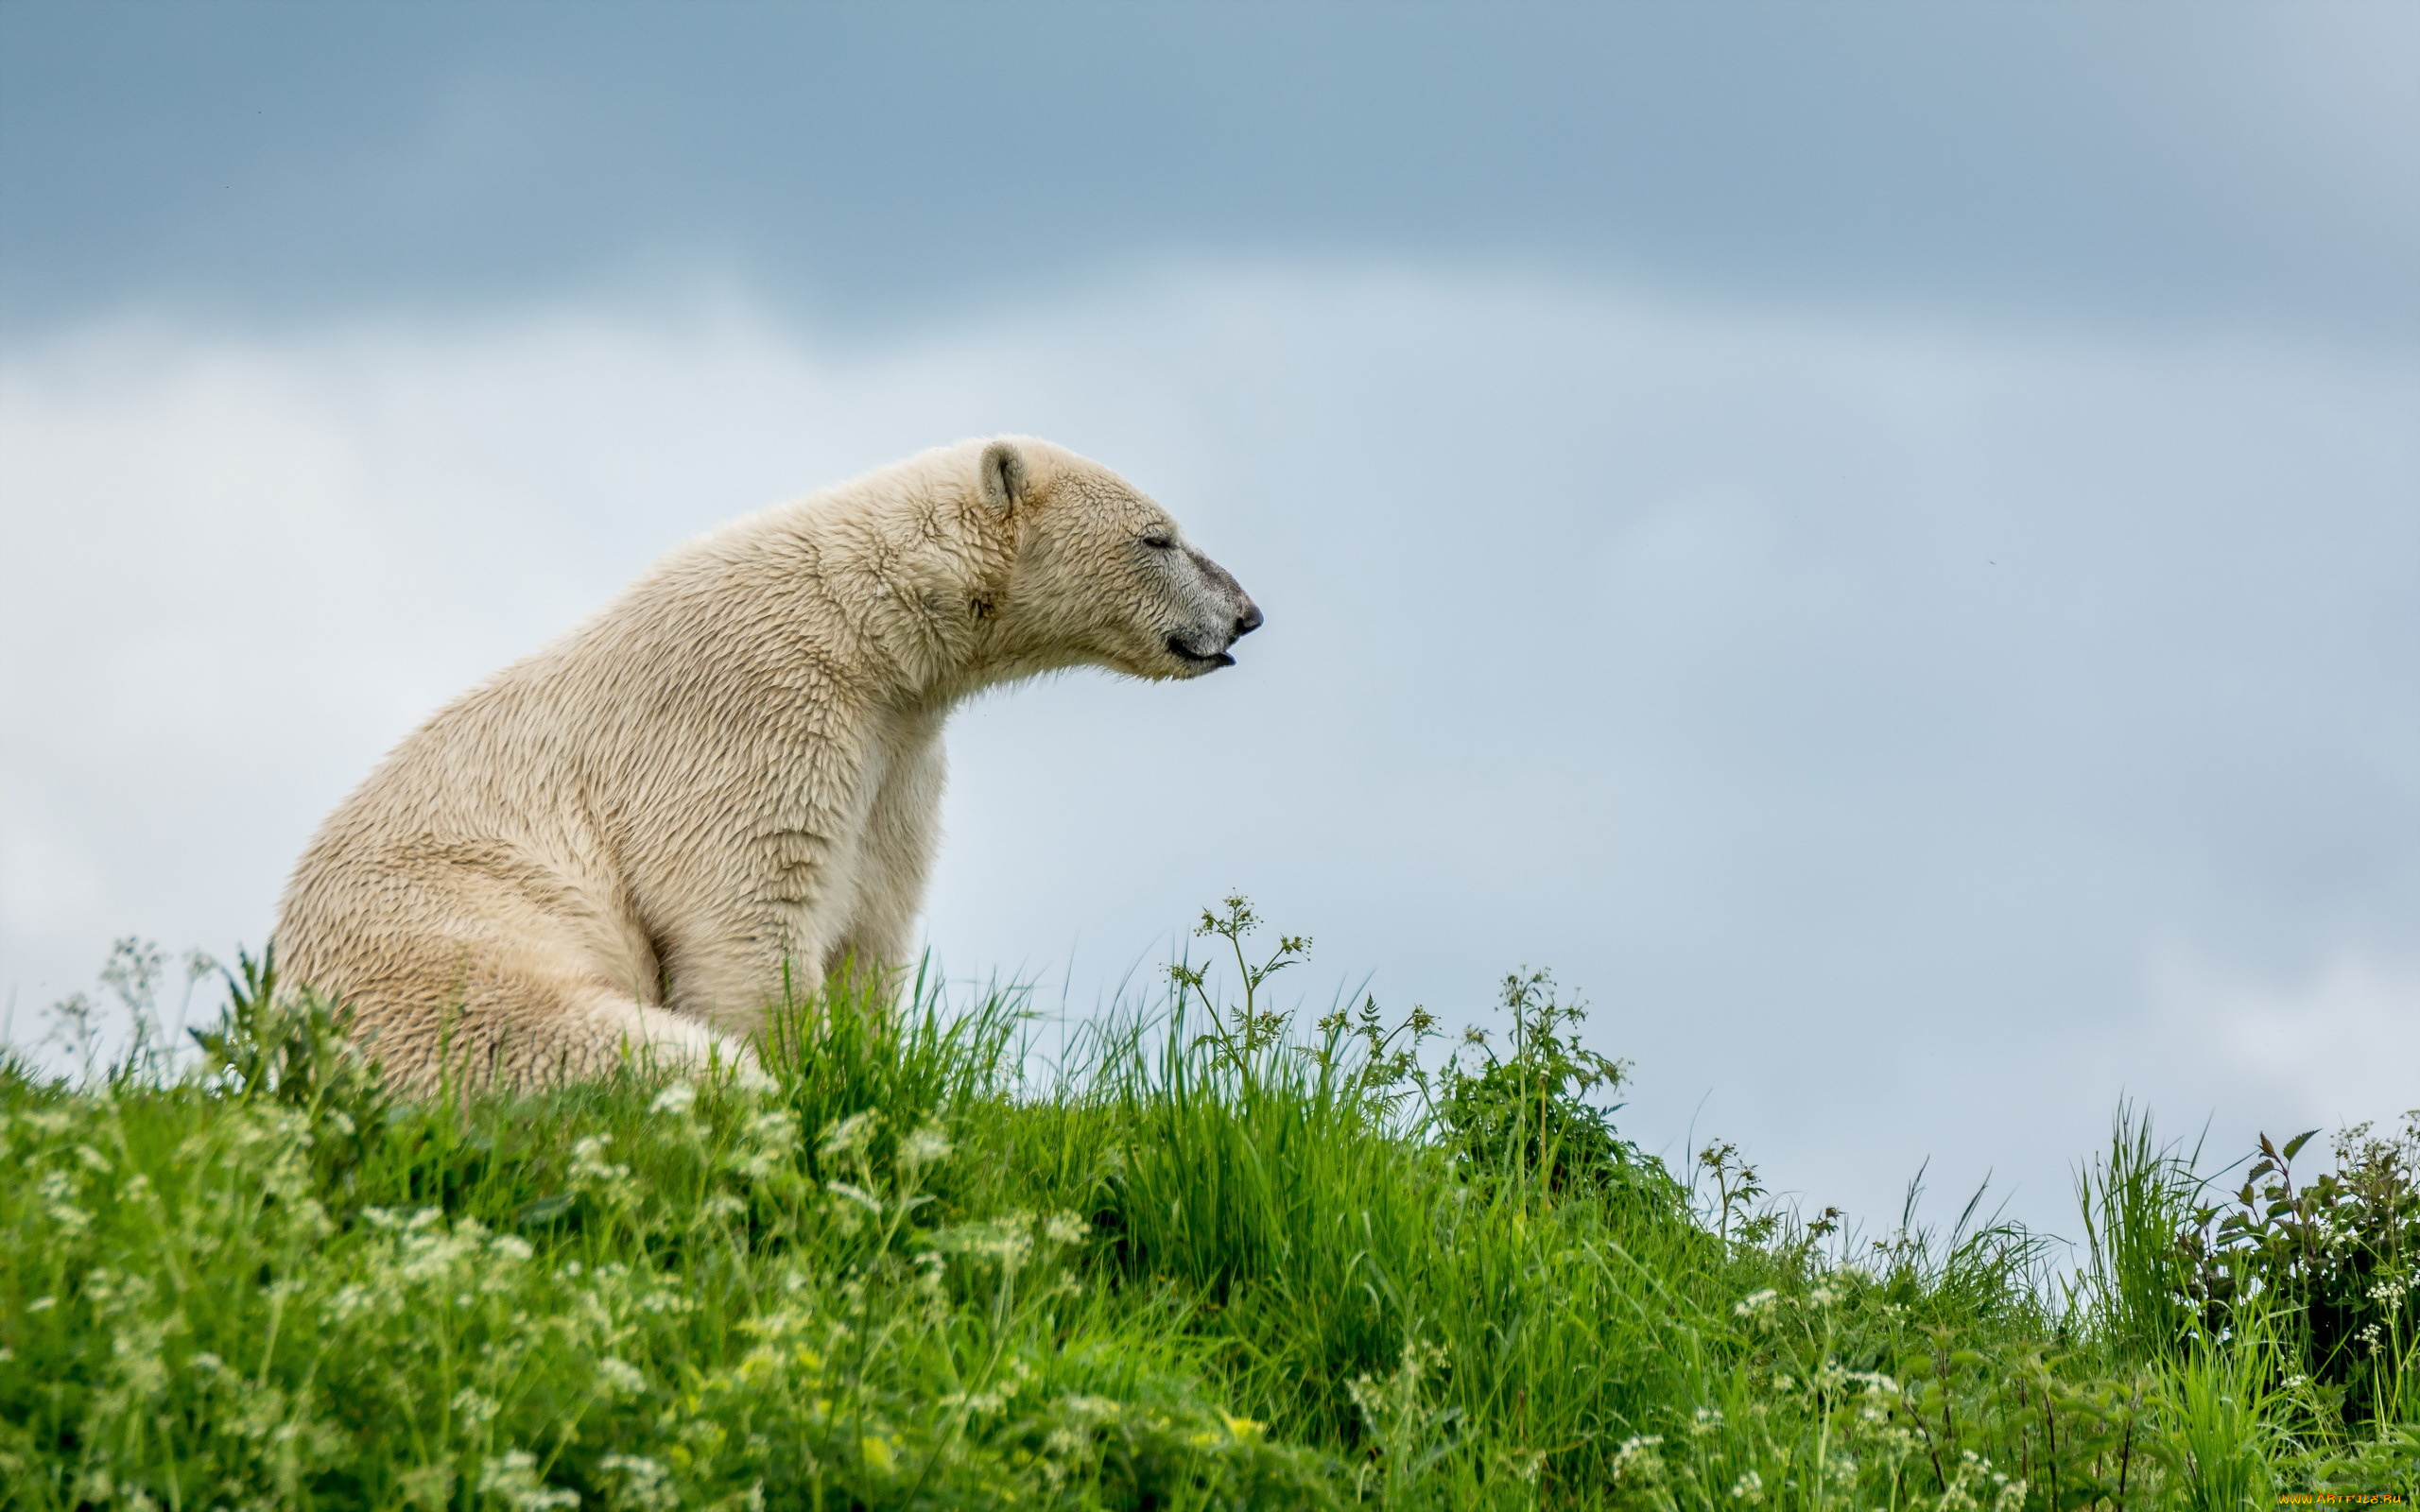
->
[4,2,2415,1238]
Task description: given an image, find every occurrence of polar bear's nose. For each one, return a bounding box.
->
[1235,601,1264,638]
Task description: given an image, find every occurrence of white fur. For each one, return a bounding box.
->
[274,438,1260,1090]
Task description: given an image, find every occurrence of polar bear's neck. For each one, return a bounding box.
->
[626,481,1014,717]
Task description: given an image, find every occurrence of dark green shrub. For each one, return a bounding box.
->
[2179,1118,2420,1428]
[1436,968,1687,1219]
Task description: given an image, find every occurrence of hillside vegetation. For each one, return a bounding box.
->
[4,899,2415,1509]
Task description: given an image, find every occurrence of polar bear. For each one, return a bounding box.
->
[274,438,1260,1091]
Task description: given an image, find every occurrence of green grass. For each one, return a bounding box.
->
[4,903,2416,1509]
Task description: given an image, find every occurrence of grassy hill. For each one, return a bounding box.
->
[4,900,2414,1508]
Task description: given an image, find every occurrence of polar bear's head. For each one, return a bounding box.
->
[971,438,1262,683]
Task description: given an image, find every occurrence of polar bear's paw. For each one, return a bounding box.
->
[588,998,774,1091]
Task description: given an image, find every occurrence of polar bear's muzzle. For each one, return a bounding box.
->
[1162,548,1262,674]
[1164,602,1260,668]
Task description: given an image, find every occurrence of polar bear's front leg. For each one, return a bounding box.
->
[826,731,946,988]
[651,809,859,1037]
[647,730,938,1032]
[662,907,829,1040]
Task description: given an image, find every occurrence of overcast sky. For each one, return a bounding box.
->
[4,2,2416,1240]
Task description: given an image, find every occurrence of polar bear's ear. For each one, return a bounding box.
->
[978,440,1029,520]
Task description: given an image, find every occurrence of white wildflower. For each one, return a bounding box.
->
[327,1281,391,1322]
[634,1286,695,1315]
[745,1109,800,1153]
[596,1357,648,1398]
[477,1451,580,1509]
[648,1082,698,1118]
[826,1181,883,1216]
[569,1136,632,1195]
[398,1463,454,1509]
[1612,1435,1667,1484]
[1044,1425,1086,1457]
[942,1217,1034,1267]
[1043,1211,1091,1246]
[599,1454,676,1512]
[397,1214,485,1285]
[819,1110,880,1161]
[1939,1451,1992,1512]
[451,1388,501,1426]
[39,1170,91,1235]
[730,1109,802,1180]
[898,1122,953,1172]
[1733,1288,1779,1318]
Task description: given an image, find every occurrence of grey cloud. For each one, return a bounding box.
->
[1,3,2414,347]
